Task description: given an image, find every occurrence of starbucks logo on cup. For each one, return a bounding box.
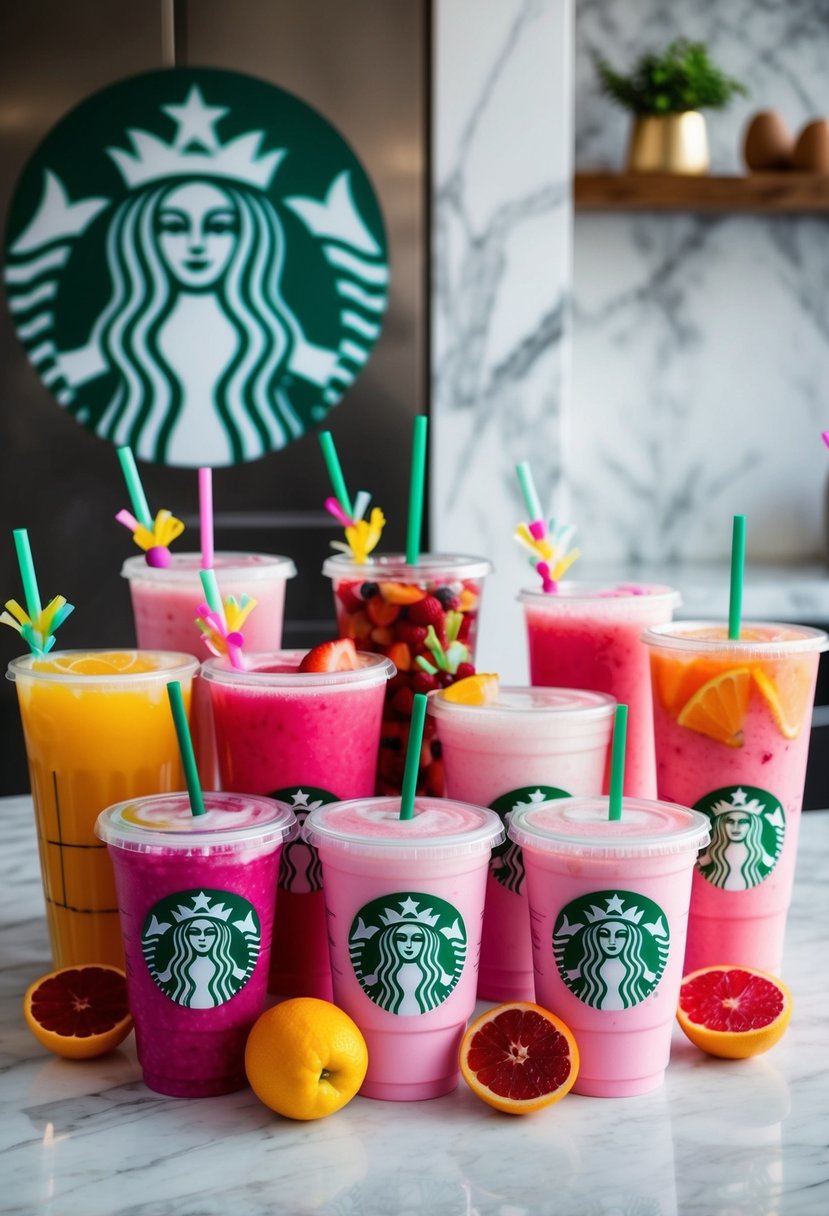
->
[489,785,570,894]
[268,785,337,894]
[348,893,467,1016]
[695,785,785,890]
[141,888,261,1008]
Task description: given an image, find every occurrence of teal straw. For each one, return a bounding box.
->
[399,693,428,821]
[318,431,353,518]
[728,514,746,641]
[167,681,205,817]
[406,415,428,565]
[117,446,152,529]
[12,529,42,620]
[199,568,224,618]
[608,704,628,822]
[516,461,543,522]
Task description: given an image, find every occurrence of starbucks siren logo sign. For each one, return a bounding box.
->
[269,785,337,894]
[3,68,388,466]
[695,785,785,891]
[348,893,467,1015]
[142,888,261,1008]
[489,785,570,894]
[553,890,669,1011]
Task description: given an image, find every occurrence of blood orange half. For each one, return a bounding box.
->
[24,965,133,1060]
[460,1002,579,1114]
[677,965,792,1059]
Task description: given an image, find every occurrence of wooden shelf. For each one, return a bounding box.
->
[574,172,829,214]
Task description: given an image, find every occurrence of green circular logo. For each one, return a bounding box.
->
[553,890,670,1011]
[348,892,467,1016]
[141,887,261,1007]
[4,68,388,466]
[489,785,570,894]
[695,785,785,890]
[269,785,338,894]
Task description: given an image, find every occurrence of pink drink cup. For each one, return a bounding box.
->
[96,792,296,1098]
[509,796,709,1097]
[202,652,393,1001]
[304,796,503,1101]
[519,584,680,799]
[643,621,828,975]
[122,552,297,785]
[428,686,615,1001]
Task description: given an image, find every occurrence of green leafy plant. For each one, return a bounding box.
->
[595,40,748,115]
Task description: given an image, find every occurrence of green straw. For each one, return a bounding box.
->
[608,704,628,822]
[117,446,152,529]
[728,514,746,641]
[167,681,205,817]
[516,461,543,522]
[13,529,42,620]
[399,692,428,821]
[406,415,428,565]
[199,568,224,618]
[318,431,353,518]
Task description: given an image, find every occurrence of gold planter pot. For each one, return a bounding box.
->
[626,111,710,175]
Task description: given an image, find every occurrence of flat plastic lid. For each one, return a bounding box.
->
[322,551,492,582]
[96,792,297,854]
[304,796,504,860]
[507,796,709,858]
[7,649,198,686]
[201,649,395,689]
[122,551,297,583]
[428,686,615,723]
[642,620,829,657]
[519,582,680,614]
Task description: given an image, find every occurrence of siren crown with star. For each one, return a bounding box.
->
[379,897,440,928]
[711,788,765,817]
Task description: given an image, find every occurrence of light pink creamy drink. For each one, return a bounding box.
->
[122,552,297,785]
[96,792,296,1098]
[520,584,680,799]
[304,796,503,1101]
[509,796,709,1097]
[643,621,828,975]
[428,686,614,1002]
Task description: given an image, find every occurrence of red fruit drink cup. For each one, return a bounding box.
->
[96,791,296,1097]
[519,583,680,799]
[322,553,492,795]
[202,650,393,1000]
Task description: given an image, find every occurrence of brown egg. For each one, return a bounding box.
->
[743,110,794,171]
[793,119,829,172]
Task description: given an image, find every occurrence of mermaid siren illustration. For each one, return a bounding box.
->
[697,787,784,891]
[4,79,388,466]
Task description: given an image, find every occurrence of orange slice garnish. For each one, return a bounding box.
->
[676,667,751,747]
[34,650,157,675]
[441,674,499,706]
[753,663,814,740]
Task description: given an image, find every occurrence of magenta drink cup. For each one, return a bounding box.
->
[95,791,296,1098]
[509,796,709,1097]
[304,796,503,1101]
[520,583,680,799]
[428,686,615,1002]
[122,552,297,785]
[643,621,828,976]
[202,651,393,1001]
[322,552,491,796]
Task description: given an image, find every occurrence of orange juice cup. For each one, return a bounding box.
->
[7,649,198,968]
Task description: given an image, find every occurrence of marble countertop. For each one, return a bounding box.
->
[2,795,827,1216]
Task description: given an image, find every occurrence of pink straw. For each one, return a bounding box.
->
[199,468,214,569]
[822,431,829,450]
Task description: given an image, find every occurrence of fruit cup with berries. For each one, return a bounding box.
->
[322,553,492,795]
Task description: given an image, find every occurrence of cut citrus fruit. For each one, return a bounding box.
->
[245,997,368,1120]
[441,673,499,706]
[676,667,751,747]
[753,663,814,740]
[677,965,792,1059]
[24,965,133,1059]
[459,1001,579,1114]
[34,650,157,676]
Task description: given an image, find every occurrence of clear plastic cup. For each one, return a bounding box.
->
[202,651,393,1000]
[508,795,709,1097]
[322,552,492,795]
[7,649,198,968]
[519,583,680,799]
[96,791,296,1097]
[643,620,828,975]
[304,795,504,1101]
[428,686,615,1001]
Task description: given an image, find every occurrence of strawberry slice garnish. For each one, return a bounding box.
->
[298,638,360,673]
